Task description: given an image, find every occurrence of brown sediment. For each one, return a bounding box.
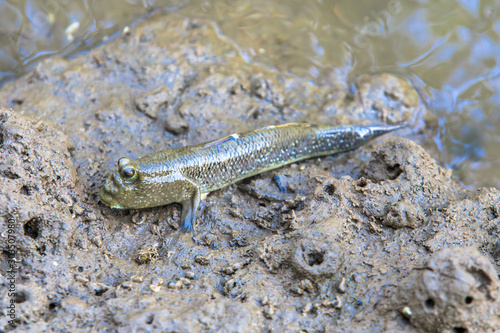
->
[0,12,498,333]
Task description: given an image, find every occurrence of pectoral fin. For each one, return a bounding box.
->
[180,185,201,236]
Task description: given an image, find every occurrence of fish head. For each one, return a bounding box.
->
[99,157,183,209]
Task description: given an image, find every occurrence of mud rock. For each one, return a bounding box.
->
[423,188,500,254]
[164,114,189,135]
[0,109,78,254]
[0,10,499,333]
[134,86,170,119]
[291,233,348,281]
[0,282,48,328]
[383,200,425,229]
[395,247,500,333]
[361,138,464,222]
[106,292,259,332]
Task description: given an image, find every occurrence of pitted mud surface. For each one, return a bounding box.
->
[0,12,499,333]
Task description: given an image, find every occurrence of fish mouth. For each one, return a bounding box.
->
[99,187,122,209]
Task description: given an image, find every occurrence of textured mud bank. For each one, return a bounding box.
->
[0,12,499,333]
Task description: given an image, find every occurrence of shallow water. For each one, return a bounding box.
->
[1,0,499,189]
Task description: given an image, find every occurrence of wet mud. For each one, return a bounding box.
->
[0,12,499,333]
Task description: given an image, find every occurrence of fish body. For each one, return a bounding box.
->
[99,123,404,233]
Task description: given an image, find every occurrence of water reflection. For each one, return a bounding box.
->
[0,0,187,83]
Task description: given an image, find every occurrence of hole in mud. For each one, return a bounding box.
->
[258,202,266,207]
[78,266,84,272]
[11,98,24,106]
[388,211,400,219]
[48,302,59,311]
[24,218,40,239]
[486,206,498,220]
[356,178,368,187]
[145,313,154,324]
[306,250,325,266]
[453,327,468,333]
[95,289,107,297]
[469,268,492,297]
[0,130,5,145]
[464,296,473,304]
[323,184,335,195]
[15,290,29,303]
[251,108,260,119]
[424,298,435,309]
[36,244,47,256]
[1,170,19,180]
[20,185,30,195]
[386,163,403,180]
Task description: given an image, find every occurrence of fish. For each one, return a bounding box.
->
[99,123,404,234]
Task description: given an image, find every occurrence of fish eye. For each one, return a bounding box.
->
[120,165,137,181]
[118,157,131,169]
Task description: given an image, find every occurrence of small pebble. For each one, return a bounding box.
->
[132,212,146,225]
[333,296,343,309]
[149,284,161,292]
[151,276,164,286]
[168,280,184,290]
[225,279,235,290]
[337,277,347,293]
[179,277,191,286]
[302,302,313,316]
[354,275,363,283]
[223,262,243,275]
[401,306,412,318]
[72,204,84,215]
[322,295,343,309]
[131,275,144,283]
[185,271,195,279]
[223,266,235,275]
[74,274,89,283]
[59,193,73,206]
[86,212,97,221]
[299,279,314,292]
[91,282,110,294]
[194,254,212,265]
[90,236,103,248]
[263,303,275,319]
[121,281,134,289]
[261,296,269,306]
[290,286,304,296]
[150,224,161,235]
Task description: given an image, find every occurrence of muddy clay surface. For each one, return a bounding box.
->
[0,11,499,333]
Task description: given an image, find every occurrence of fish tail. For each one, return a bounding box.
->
[367,123,407,138]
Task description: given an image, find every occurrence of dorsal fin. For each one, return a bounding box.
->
[202,133,240,148]
[261,123,312,130]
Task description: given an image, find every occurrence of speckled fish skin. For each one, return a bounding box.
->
[99,123,404,234]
